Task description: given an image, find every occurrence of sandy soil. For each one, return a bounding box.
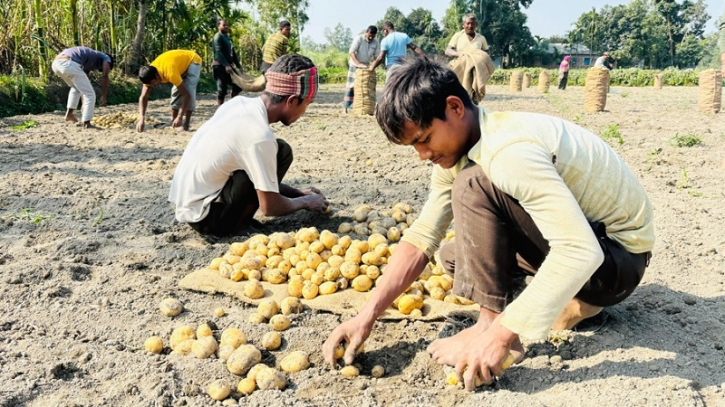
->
[1,84,724,407]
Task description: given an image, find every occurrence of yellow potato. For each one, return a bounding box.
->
[373,244,389,257]
[310,271,325,286]
[366,266,381,280]
[340,365,360,378]
[280,350,310,373]
[457,296,475,305]
[237,377,256,396]
[269,314,291,331]
[159,298,183,317]
[170,326,196,350]
[302,281,319,299]
[352,210,368,222]
[297,228,318,243]
[192,336,219,359]
[274,233,295,250]
[172,339,195,356]
[344,247,363,264]
[406,213,417,226]
[144,336,164,354]
[397,295,424,315]
[444,294,461,304]
[247,269,262,281]
[221,328,247,348]
[319,250,332,262]
[324,267,341,282]
[387,227,401,243]
[351,275,374,292]
[362,252,384,266]
[418,265,432,281]
[256,367,286,390]
[331,245,345,256]
[246,363,268,381]
[306,252,322,269]
[277,260,292,273]
[227,344,262,375]
[301,268,315,281]
[319,281,338,295]
[248,313,267,324]
[218,344,236,361]
[288,275,305,297]
[338,222,353,234]
[223,254,241,265]
[257,299,279,320]
[218,262,233,279]
[391,210,407,223]
[244,279,265,299]
[266,255,283,269]
[197,324,213,338]
[340,261,360,280]
[281,297,303,315]
[207,379,231,401]
[352,223,370,236]
[371,365,385,378]
[316,261,331,274]
[338,235,352,249]
[309,241,325,254]
[320,230,339,249]
[261,331,282,350]
[209,257,224,270]
[230,242,249,256]
[230,268,245,282]
[409,308,423,318]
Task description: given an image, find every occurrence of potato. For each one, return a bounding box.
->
[351,275,374,292]
[352,210,368,222]
[297,228,318,243]
[302,281,319,299]
[391,210,407,223]
[159,298,183,317]
[319,230,339,249]
[371,365,385,378]
[344,247,362,264]
[227,344,262,375]
[352,223,370,236]
[338,235,352,250]
[406,213,417,226]
[277,260,292,273]
[218,344,236,361]
[387,227,401,243]
[172,339,195,356]
[323,267,340,282]
[244,279,265,299]
[457,296,475,305]
[362,252,384,266]
[409,308,423,318]
[281,297,303,315]
[246,363,268,381]
[280,351,310,372]
[310,271,325,286]
[306,252,322,270]
[339,261,359,280]
[333,344,345,360]
[248,313,267,324]
[223,254,242,265]
[274,233,296,250]
[207,379,231,401]
[373,243,389,257]
[372,226,388,236]
[429,275,452,292]
[429,286,447,301]
[170,326,196,350]
[309,241,325,254]
[220,328,247,348]
[257,299,279,319]
[256,367,286,390]
[319,281,338,295]
[288,275,305,297]
[397,295,424,315]
[242,257,262,270]
[340,365,360,378]
[365,266,381,280]
[269,314,291,331]
[261,331,282,350]
[316,261,331,274]
[444,294,461,304]
[192,336,219,359]
[265,255,283,269]
[209,257,224,270]
[230,268,245,282]
[219,262,233,279]
[331,245,345,256]
[418,265,432,281]
[327,255,345,268]
[144,336,164,354]
[247,269,262,281]
[237,377,256,396]
[338,222,353,234]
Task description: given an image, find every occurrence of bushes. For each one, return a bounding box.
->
[489,67,715,87]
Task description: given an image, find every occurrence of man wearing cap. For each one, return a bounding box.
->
[168,54,328,237]
[594,52,613,70]
[51,46,114,129]
[136,49,202,132]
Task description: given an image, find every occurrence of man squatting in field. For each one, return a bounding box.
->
[168,54,329,237]
[324,57,654,390]
[137,50,202,132]
[52,46,114,129]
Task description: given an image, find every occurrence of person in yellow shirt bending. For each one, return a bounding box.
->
[137,50,202,132]
[323,58,654,391]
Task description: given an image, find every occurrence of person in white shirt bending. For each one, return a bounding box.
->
[168,54,329,237]
[323,57,654,390]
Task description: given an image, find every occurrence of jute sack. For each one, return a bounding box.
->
[654,73,664,90]
[230,70,266,92]
[697,69,722,114]
[538,71,550,93]
[353,68,376,115]
[510,71,522,92]
[522,72,531,88]
[584,67,610,113]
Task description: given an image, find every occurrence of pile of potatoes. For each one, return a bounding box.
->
[337,202,417,239]
[91,112,156,129]
[207,204,469,316]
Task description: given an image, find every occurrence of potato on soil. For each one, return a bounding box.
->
[227,344,262,375]
[269,314,291,331]
[196,323,213,338]
[237,377,256,396]
[192,336,219,359]
[215,307,226,317]
[340,365,360,378]
[256,367,286,390]
[280,297,303,315]
[218,344,236,361]
[144,336,164,354]
[261,331,282,350]
[248,313,267,324]
[170,326,196,350]
[371,365,385,378]
[159,298,183,317]
[207,379,231,401]
[280,351,310,373]
[387,227,401,242]
[246,363,269,381]
[220,328,247,348]
[338,222,353,234]
[351,275,374,292]
[244,279,265,299]
[172,339,196,356]
[257,299,279,319]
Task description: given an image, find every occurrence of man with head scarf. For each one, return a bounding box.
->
[168,54,328,237]
[558,56,571,90]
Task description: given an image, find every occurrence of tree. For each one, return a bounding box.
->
[323,23,352,52]
[130,0,148,73]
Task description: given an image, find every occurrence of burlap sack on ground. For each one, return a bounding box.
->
[353,69,376,115]
[654,73,664,90]
[449,50,495,103]
[179,268,480,321]
[698,69,722,114]
[584,67,610,113]
[230,70,267,92]
[522,72,531,88]
[510,71,522,92]
[538,70,550,93]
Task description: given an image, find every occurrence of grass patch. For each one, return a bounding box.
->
[601,123,624,145]
[4,208,55,224]
[11,119,38,130]
[669,132,702,147]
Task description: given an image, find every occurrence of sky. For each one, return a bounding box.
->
[300,0,723,44]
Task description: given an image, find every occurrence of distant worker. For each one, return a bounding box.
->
[594,52,613,70]
[718,9,725,77]
[368,21,425,78]
[558,55,571,90]
[51,46,114,129]
[344,25,380,113]
[261,20,292,74]
[445,14,494,102]
[137,50,202,132]
[213,18,243,106]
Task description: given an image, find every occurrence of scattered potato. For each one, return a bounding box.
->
[338,222,353,234]
[218,345,236,361]
[196,323,213,338]
[144,336,164,354]
[215,307,226,317]
[409,308,423,318]
[257,299,279,320]
[261,331,282,350]
[237,377,256,396]
[159,298,183,317]
[269,315,291,331]
[280,350,310,373]
[246,363,268,381]
[371,365,385,378]
[244,279,265,299]
[340,365,360,378]
[220,328,247,348]
[172,339,195,356]
[256,367,286,390]
[227,345,262,375]
[280,297,303,315]
[170,326,196,350]
[248,313,267,324]
[207,379,231,401]
[192,336,219,359]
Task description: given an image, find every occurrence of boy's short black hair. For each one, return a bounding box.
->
[366,25,378,35]
[279,20,291,30]
[138,65,159,84]
[375,57,475,144]
[382,21,394,30]
[263,54,315,105]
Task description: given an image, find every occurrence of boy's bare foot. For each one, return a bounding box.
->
[65,114,78,123]
[551,298,603,330]
[82,122,99,130]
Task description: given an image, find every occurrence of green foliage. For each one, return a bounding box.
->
[323,23,353,52]
[11,119,38,130]
[487,67,712,87]
[669,132,702,148]
[600,123,623,145]
[4,208,55,224]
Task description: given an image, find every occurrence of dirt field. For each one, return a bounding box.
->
[1,84,724,407]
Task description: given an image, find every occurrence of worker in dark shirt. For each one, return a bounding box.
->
[213,18,243,106]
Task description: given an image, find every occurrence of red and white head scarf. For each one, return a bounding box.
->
[265,66,318,100]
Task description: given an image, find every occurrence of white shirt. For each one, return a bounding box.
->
[348,34,379,66]
[594,56,607,68]
[168,97,280,223]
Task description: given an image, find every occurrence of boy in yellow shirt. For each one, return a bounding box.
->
[137,50,202,132]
